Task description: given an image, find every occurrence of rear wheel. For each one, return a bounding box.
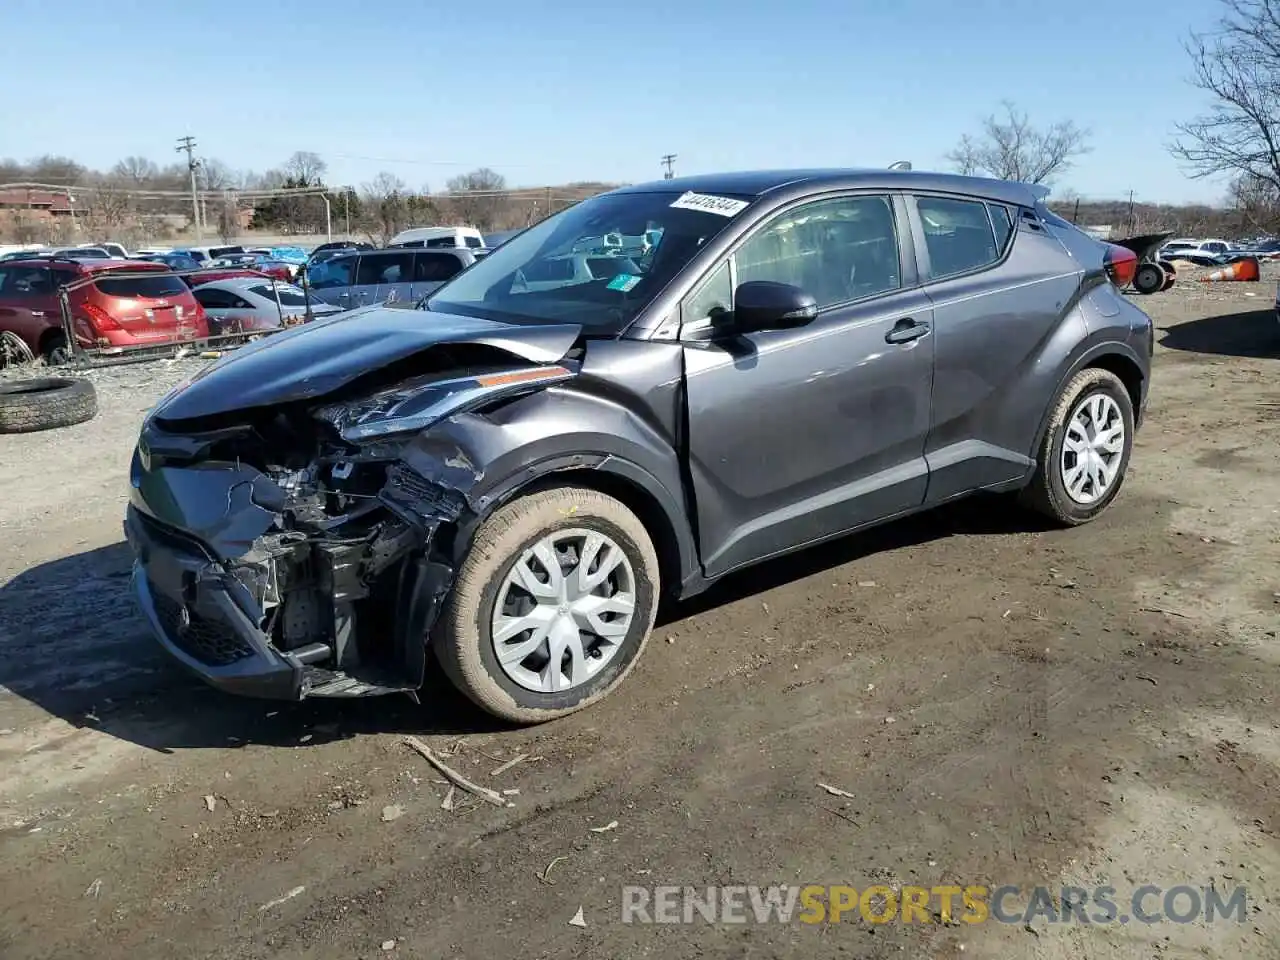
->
[1132,262,1165,295]
[1020,368,1134,525]
[434,486,660,724]
[41,332,71,365]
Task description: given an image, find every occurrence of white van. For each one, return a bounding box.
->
[388,226,485,250]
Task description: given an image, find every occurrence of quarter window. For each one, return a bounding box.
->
[917,196,1003,279]
[988,203,1014,254]
[733,195,900,309]
[682,260,732,325]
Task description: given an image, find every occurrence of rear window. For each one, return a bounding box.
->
[209,246,245,258]
[250,284,309,306]
[94,272,188,299]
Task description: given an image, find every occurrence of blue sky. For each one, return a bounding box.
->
[0,0,1228,204]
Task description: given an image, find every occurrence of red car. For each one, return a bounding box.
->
[187,267,269,287]
[0,257,209,361]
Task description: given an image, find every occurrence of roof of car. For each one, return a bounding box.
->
[200,277,288,292]
[611,168,1041,206]
[6,256,168,272]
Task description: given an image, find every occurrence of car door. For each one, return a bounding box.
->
[680,193,935,579]
[307,254,357,306]
[0,264,60,353]
[908,194,1072,502]
[354,251,415,305]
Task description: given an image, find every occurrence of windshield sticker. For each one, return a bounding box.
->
[669,191,750,217]
[607,273,642,292]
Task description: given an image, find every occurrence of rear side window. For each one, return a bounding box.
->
[0,266,54,295]
[465,235,482,248]
[356,252,414,285]
[94,272,188,299]
[413,252,463,283]
[916,197,1002,279]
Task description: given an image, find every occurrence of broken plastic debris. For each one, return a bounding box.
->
[203,795,216,812]
[589,820,619,833]
[818,783,856,799]
[380,805,404,822]
[569,906,587,928]
[381,939,397,951]
[259,885,305,911]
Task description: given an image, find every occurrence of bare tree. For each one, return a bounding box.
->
[1171,0,1280,202]
[361,172,409,245]
[1227,172,1280,233]
[113,156,159,187]
[445,167,507,230]
[200,158,237,191]
[216,192,241,242]
[284,151,327,187]
[947,101,1091,184]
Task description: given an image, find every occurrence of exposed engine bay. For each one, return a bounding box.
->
[126,340,579,700]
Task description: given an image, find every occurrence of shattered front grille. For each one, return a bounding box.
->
[151,589,255,667]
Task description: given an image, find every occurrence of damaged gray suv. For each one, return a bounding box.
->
[126,169,1154,723]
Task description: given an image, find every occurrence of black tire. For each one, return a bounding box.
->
[41,332,72,365]
[434,486,660,724]
[1132,262,1165,295]
[0,377,98,433]
[1019,368,1134,526]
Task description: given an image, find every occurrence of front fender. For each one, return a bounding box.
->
[397,386,702,596]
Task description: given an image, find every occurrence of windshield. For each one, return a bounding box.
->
[427,189,752,331]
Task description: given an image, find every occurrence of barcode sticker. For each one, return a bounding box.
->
[669,191,750,217]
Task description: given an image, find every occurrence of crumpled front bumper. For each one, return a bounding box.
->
[125,505,305,699]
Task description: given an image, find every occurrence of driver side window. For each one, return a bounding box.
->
[734,195,900,309]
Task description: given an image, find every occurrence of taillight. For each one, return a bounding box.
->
[81,302,122,333]
[1103,244,1138,288]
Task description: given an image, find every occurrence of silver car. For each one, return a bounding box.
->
[191,278,344,334]
[304,248,479,308]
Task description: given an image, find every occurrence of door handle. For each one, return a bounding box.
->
[885,318,930,344]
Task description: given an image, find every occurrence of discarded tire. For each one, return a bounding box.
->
[0,377,98,433]
[1132,262,1166,295]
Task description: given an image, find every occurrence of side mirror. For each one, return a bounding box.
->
[731,281,818,333]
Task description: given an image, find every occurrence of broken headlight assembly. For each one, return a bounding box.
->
[314,365,573,442]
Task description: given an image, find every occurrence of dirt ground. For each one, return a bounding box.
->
[1,271,1278,960]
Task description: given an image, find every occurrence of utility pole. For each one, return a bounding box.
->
[1126,189,1136,233]
[176,135,202,242]
[343,187,351,237]
[661,154,677,180]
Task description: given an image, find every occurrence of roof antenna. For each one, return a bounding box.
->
[888,160,912,171]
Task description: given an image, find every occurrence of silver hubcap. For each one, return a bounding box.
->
[491,528,636,693]
[1061,392,1125,504]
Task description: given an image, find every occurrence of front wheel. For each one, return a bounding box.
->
[1020,368,1135,525]
[434,486,660,724]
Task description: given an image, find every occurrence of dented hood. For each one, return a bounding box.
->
[154,306,583,421]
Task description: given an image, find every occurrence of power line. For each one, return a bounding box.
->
[661,154,677,180]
